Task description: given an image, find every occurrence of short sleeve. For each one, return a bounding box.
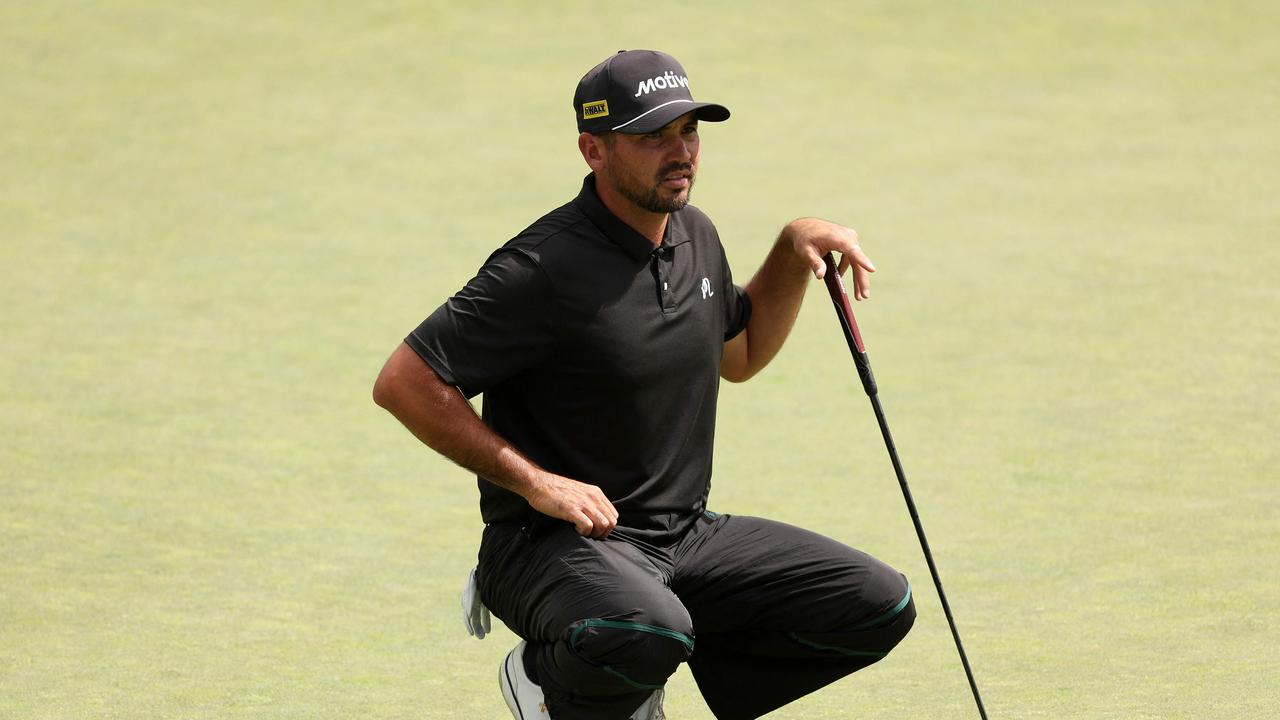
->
[405,250,558,398]
[719,248,752,341]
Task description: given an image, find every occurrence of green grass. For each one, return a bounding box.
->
[3,2,1277,718]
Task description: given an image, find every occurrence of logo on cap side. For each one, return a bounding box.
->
[634,71,689,97]
[582,100,609,119]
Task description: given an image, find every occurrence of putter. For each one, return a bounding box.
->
[821,252,990,720]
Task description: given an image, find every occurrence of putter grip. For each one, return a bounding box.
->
[822,253,878,397]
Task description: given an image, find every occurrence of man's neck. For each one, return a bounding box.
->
[594,176,668,247]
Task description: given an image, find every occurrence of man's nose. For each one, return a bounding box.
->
[668,135,693,161]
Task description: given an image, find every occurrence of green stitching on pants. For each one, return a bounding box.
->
[849,581,913,631]
[787,582,912,656]
[601,664,665,691]
[569,619,695,690]
[569,619,695,654]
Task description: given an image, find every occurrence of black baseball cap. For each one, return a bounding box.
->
[573,50,730,135]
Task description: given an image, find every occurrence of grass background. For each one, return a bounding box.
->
[2,1,1277,718]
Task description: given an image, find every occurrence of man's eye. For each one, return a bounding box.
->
[645,131,663,140]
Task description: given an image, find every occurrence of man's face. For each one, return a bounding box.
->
[597,112,700,214]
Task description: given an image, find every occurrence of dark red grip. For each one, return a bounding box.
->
[822,253,866,353]
[822,252,877,396]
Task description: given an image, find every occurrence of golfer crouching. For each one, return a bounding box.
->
[374,49,913,720]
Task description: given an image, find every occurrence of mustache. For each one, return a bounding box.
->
[658,162,694,179]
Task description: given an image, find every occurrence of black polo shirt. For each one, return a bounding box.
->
[405,174,751,534]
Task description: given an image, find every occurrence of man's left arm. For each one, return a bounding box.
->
[720,218,876,383]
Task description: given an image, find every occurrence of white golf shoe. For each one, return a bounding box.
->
[500,640,666,719]
[631,688,666,720]
[500,641,549,719]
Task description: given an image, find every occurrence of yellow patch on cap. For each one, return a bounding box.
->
[582,100,609,120]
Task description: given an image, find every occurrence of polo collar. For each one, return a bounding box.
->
[574,174,690,261]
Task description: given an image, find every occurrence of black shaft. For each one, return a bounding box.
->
[821,254,989,720]
[869,393,989,720]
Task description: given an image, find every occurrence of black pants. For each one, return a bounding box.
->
[478,512,915,720]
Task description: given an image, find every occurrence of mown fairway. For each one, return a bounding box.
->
[3,2,1276,718]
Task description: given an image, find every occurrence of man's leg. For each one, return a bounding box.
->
[673,513,915,720]
[478,522,692,720]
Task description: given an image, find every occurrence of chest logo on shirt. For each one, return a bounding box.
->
[700,277,714,300]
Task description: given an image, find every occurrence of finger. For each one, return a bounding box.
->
[597,502,618,536]
[847,245,876,273]
[837,253,851,278]
[800,246,825,279]
[854,265,872,301]
[592,511,614,539]
[595,519,613,539]
[572,511,595,537]
[576,502,607,538]
[846,246,874,300]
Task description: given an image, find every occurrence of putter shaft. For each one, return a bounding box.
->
[821,253,990,720]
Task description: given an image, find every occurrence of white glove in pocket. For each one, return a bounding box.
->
[461,566,491,640]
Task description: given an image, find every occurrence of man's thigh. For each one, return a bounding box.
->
[671,513,911,635]
[477,522,692,642]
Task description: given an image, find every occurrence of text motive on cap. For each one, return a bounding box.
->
[635,71,689,97]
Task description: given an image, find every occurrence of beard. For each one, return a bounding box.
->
[609,161,696,214]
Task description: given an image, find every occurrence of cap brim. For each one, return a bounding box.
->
[613,101,731,134]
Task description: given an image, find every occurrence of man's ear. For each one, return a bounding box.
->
[578,132,607,173]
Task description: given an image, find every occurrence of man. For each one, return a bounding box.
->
[373,50,914,720]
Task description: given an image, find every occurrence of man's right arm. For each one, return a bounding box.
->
[372,341,617,538]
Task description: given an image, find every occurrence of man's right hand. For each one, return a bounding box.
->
[526,473,619,539]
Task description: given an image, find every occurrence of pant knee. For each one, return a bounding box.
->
[788,574,915,660]
[568,618,694,689]
[852,571,915,647]
[881,592,916,648]
[859,573,915,633]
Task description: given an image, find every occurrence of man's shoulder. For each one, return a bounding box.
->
[500,199,594,260]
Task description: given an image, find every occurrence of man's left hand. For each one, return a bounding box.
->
[783,217,876,300]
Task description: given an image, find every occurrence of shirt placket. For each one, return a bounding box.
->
[652,245,679,314]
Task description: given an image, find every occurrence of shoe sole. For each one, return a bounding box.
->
[501,646,526,720]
